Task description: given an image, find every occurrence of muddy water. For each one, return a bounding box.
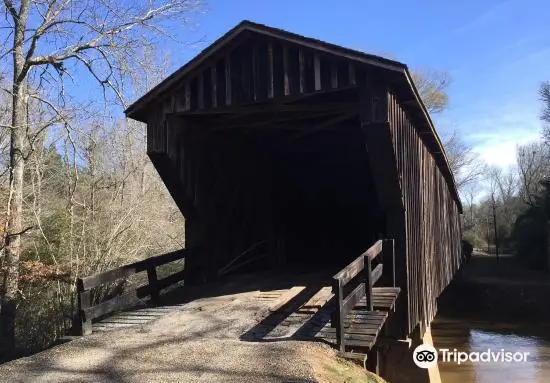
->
[431,317,550,383]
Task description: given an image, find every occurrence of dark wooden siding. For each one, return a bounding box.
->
[388,92,462,333]
[147,33,359,116]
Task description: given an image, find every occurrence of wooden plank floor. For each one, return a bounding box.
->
[246,286,400,352]
[299,287,400,351]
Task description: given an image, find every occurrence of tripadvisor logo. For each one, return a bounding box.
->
[413,344,438,368]
[413,344,531,369]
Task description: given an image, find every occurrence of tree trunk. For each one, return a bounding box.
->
[1,3,29,358]
[0,86,25,360]
[491,197,499,264]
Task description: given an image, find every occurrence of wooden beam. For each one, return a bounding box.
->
[333,254,365,288]
[285,112,353,142]
[371,264,383,286]
[342,283,366,315]
[362,240,383,261]
[79,249,187,290]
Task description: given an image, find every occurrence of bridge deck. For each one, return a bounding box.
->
[90,273,399,358]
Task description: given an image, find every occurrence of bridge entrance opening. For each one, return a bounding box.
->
[174,90,384,279]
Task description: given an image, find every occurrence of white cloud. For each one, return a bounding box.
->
[470,129,540,168]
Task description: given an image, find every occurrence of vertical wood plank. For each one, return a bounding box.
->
[299,48,305,93]
[184,83,190,111]
[147,266,160,305]
[303,50,315,93]
[333,279,345,352]
[197,73,204,109]
[337,60,349,87]
[283,45,290,96]
[190,77,198,110]
[211,65,217,108]
[252,43,259,101]
[320,56,331,90]
[216,59,226,107]
[268,41,274,98]
[314,54,321,91]
[349,63,356,85]
[365,256,373,311]
[241,44,254,102]
[330,61,338,89]
[230,46,242,104]
[272,42,284,97]
[287,45,300,95]
[225,55,232,105]
[255,39,269,101]
[203,69,213,109]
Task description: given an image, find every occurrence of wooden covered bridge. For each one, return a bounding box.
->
[77,21,464,364]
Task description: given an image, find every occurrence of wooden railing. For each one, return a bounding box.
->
[331,239,395,352]
[76,249,190,335]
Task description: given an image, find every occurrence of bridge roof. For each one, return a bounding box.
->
[125,20,461,211]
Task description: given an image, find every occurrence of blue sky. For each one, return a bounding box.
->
[164,0,550,169]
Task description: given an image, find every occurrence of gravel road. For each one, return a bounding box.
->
[0,289,322,382]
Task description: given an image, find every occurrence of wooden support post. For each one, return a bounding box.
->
[365,256,373,311]
[77,280,92,336]
[333,278,345,352]
[366,347,380,375]
[147,266,160,305]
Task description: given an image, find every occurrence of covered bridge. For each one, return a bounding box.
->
[125,21,463,340]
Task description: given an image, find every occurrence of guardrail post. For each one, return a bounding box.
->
[332,278,345,352]
[365,256,373,311]
[147,266,160,305]
[77,279,92,336]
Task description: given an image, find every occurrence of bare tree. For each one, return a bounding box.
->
[411,69,451,114]
[487,167,503,261]
[442,130,486,193]
[541,82,550,143]
[0,0,201,356]
[517,142,549,205]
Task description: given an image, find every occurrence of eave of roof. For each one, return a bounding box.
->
[124,20,462,213]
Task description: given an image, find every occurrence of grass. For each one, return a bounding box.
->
[304,345,387,383]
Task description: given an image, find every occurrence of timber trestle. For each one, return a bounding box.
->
[330,239,400,357]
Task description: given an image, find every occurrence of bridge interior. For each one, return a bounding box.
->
[176,89,385,278]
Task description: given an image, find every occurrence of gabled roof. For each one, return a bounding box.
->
[125,20,461,211]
